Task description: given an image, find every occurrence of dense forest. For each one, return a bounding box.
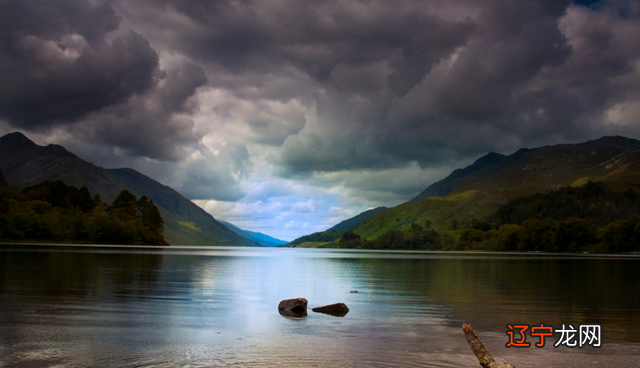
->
[491,181,640,226]
[0,180,167,245]
[338,182,640,253]
[459,181,640,253]
[338,221,453,250]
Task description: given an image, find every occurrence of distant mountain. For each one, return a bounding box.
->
[412,136,640,202]
[412,152,507,201]
[327,206,388,231]
[353,135,640,240]
[0,132,253,246]
[0,168,8,189]
[218,220,287,247]
[0,132,128,202]
[287,135,640,247]
[283,228,350,248]
[284,206,390,247]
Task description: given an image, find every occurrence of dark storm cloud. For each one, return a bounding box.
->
[265,0,640,175]
[124,1,477,84]
[0,0,213,162]
[260,0,582,174]
[0,0,120,46]
[116,0,640,177]
[4,0,640,204]
[80,61,208,161]
[386,19,475,97]
[0,0,159,127]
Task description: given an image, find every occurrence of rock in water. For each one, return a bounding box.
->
[312,303,349,317]
[278,298,308,317]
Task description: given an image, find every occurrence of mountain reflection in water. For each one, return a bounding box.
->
[1,245,639,367]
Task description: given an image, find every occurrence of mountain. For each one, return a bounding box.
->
[327,206,388,231]
[107,168,253,246]
[283,228,350,248]
[352,136,640,240]
[0,168,8,189]
[284,206,390,247]
[0,132,253,246]
[287,135,640,247]
[412,152,507,201]
[218,220,287,247]
[0,132,128,202]
[411,136,640,202]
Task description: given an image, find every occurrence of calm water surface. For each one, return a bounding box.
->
[1,245,639,367]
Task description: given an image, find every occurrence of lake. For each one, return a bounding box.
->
[1,245,639,367]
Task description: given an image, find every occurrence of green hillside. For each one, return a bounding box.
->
[284,228,350,247]
[353,144,640,239]
[284,206,393,247]
[326,206,388,231]
[288,136,640,248]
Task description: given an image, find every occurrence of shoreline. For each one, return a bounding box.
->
[2,242,640,258]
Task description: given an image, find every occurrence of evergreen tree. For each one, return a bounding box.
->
[111,190,138,221]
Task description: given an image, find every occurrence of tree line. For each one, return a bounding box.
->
[339,181,640,253]
[0,180,167,245]
[491,181,640,226]
[339,221,453,250]
[458,181,640,253]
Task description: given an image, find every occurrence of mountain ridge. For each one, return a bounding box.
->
[353,138,640,240]
[0,132,253,246]
[107,168,252,246]
[284,206,391,247]
[218,220,287,247]
[0,132,129,202]
[327,206,388,231]
[287,135,640,247]
[411,135,640,202]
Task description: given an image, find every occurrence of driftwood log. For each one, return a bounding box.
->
[462,323,518,368]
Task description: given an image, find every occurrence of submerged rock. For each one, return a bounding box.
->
[279,309,308,317]
[278,297,308,317]
[312,303,349,317]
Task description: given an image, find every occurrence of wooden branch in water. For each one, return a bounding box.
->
[462,323,518,368]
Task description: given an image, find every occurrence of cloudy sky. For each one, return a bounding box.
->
[2,0,640,240]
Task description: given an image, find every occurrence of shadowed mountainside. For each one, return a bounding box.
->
[412,136,640,202]
[326,206,388,231]
[108,168,253,246]
[412,152,508,201]
[0,168,8,189]
[0,132,253,246]
[0,132,128,202]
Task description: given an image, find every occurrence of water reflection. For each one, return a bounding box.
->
[0,245,639,367]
